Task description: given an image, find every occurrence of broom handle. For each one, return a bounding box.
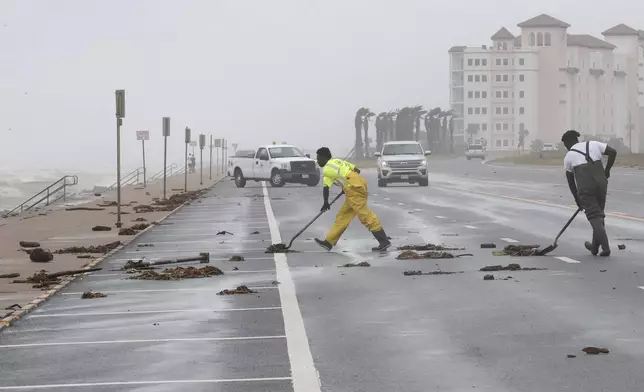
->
[555,208,582,243]
[287,192,343,247]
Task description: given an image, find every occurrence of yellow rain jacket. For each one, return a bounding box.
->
[322,158,382,245]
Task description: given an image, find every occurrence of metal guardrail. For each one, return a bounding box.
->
[107,168,144,190]
[149,163,179,181]
[2,175,79,218]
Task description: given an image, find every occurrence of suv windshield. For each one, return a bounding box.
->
[269,146,304,158]
[382,144,423,156]
[468,145,483,150]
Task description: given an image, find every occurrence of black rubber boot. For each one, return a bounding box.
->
[589,218,610,257]
[314,238,333,251]
[371,229,391,252]
[584,240,599,256]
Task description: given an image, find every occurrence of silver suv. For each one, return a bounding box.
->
[375,141,431,187]
[465,144,487,160]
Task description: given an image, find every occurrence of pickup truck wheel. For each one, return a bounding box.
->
[234,170,246,188]
[270,170,285,187]
[306,175,320,187]
[419,179,429,187]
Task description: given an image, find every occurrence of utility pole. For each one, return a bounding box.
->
[114,90,125,228]
[184,127,191,192]
[162,117,170,200]
[199,134,205,185]
[209,135,213,180]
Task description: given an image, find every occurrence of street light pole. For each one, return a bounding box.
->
[209,135,213,180]
[199,134,205,185]
[184,127,191,192]
[114,90,125,228]
[162,117,170,200]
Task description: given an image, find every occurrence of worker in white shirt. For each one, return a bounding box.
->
[561,130,617,256]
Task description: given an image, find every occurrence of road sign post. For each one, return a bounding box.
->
[162,117,170,199]
[199,134,205,185]
[136,130,150,188]
[115,89,126,228]
[214,138,221,175]
[209,135,213,180]
[184,127,191,192]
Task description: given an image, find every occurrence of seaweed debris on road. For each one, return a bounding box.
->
[217,285,257,295]
[397,243,465,251]
[55,241,122,254]
[129,266,223,281]
[396,250,473,260]
[403,270,464,276]
[480,263,547,271]
[339,262,371,268]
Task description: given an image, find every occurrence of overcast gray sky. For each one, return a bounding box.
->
[1,0,643,171]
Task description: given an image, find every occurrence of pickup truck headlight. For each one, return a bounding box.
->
[280,163,289,170]
[380,160,389,168]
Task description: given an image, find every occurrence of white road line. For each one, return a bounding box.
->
[435,215,446,219]
[61,287,277,295]
[0,377,292,390]
[0,335,286,349]
[555,256,581,264]
[464,225,478,229]
[263,183,321,392]
[500,238,519,243]
[397,202,405,206]
[414,208,423,212]
[29,307,281,318]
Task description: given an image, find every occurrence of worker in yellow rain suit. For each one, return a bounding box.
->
[313,147,391,252]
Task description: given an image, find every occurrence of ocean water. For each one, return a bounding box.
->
[0,168,120,213]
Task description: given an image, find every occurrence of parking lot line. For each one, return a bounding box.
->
[435,215,446,219]
[29,307,282,318]
[0,377,293,390]
[464,225,478,229]
[554,256,581,264]
[0,335,287,349]
[263,183,321,392]
[500,238,519,243]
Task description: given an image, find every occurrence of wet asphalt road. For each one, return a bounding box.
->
[2,158,644,391]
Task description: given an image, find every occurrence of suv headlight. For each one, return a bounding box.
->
[419,159,427,167]
[380,160,389,168]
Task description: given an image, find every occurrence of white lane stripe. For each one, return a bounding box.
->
[0,335,286,349]
[29,307,281,318]
[435,215,446,219]
[555,256,581,264]
[397,202,405,206]
[414,208,423,211]
[638,287,644,291]
[263,183,321,391]
[500,238,519,243]
[61,287,278,295]
[384,197,391,201]
[464,225,478,229]
[0,377,292,390]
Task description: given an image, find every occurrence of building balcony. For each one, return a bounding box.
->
[590,68,605,77]
[560,66,580,74]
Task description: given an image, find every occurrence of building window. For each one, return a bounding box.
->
[496,58,502,66]
[503,139,509,147]
[519,107,525,115]
[496,107,502,115]
[503,58,509,66]
[482,59,487,66]
[496,90,502,98]
[468,59,473,66]
[503,74,509,82]
[496,123,502,131]
[496,139,502,147]
[482,123,488,131]
[502,42,508,50]
[496,75,502,82]
[519,123,525,131]
[468,91,473,98]
[545,32,552,46]
[475,75,481,82]
[503,91,509,98]
[475,107,481,114]
[482,107,488,114]
[503,123,509,131]
[503,107,509,115]
[519,90,525,98]
[530,32,536,46]
[519,74,525,82]
[468,75,473,82]
[468,107,473,115]
[519,58,525,66]
[475,59,480,66]
[482,75,488,82]
[475,91,481,98]
[482,91,488,98]
[537,32,544,46]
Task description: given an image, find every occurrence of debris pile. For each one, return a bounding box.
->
[493,245,543,256]
[19,241,40,248]
[339,262,371,268]
[92,226,112,232]
[29,248,53,263]
[582,347,609,355]
[265,244,297,253]
[403,270,464,276]
[483,274,495,281]
[55,241,121,254]
[129,266,223,280]
[229,255,245,261]
[153,191,204,209]
[217,285,256,295]
[397,244,464,251]
[133,204,155,213]
[480,263,547,272]
[66,207,105,211]
[81,291,107,299]
[131,223,150,231]
[122,259,151,270]
[217,230,234,236]
[0,273,20,279]
[13,268,102,289]
[133,217,148,222]
[250,231,260,235]
[118,227,137,235]
[137,243,154,248]
[618,244,626,250]
[396,250,472,260]
[97,201,118,207]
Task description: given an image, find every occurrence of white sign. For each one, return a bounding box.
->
[136,131,149,141]
[190,141,197,147]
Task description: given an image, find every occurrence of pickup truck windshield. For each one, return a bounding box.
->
[269,147,304,158]
[382,144,422,155]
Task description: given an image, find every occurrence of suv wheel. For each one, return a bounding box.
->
[419,179,429,187]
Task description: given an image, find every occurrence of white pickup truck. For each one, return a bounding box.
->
[231,144,320,188]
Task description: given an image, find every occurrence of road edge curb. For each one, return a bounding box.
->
[0,177,226,333]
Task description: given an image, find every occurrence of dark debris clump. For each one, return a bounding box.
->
[480,263,547,272]
[129,266,223,280]
[397,243,464,251]
[55,241,121,254]
[403,270,464,276]
[493,245,543,256]
[339,261,371,268]
[217,285,256,295]
[265,244,298,253]
[396,250,472,260]
[81,291,107,299]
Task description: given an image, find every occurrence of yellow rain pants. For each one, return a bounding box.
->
[325,172,382,245]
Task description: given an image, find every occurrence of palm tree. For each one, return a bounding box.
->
[354,108,370,159]
[439,110,454,153]
[375,112,387,152]
[517,128,529,154]
[425,107,442,152]
[363,111,375,157]
[409,105,426,142]
[386,111,397,142]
